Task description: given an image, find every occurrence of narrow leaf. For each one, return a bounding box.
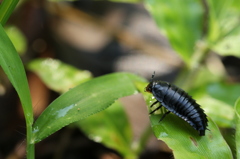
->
[32,72,146,143]
[0,24,33,124]
[0,0,19,25]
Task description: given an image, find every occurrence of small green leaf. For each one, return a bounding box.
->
[27,58,92,93]
[32,72,146,143]
[77,101,136,158]
[235,97,240,159]
[145,0,203,65]
[0,24,33,124]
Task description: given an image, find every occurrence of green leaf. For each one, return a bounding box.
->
[208,0,240,57]
[213,33,240,57]
[77,101,136,158]
[189,82,240,128]
[29,59,137,157]
[145,0,203,65]
[32,72,146,143]
[27,58,92,93]
[0,24,33,125]
[207,82,240,106]
[197,95,234,128]
[0,0,19,25]
[150,114,233,159]
[5,26,27,55]
[207,0,240,43]
[235,97,240,159]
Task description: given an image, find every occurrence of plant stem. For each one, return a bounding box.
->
[0,0,19,25]
[26,123,34,159]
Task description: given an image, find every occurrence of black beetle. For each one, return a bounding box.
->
[145,72,208,136]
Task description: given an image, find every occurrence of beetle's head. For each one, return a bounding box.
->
[145,71,155,93]
[145,82,153,93]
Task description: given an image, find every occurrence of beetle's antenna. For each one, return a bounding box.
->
[151,71,155,82]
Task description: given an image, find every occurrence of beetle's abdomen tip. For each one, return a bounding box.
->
[199,130,205,136]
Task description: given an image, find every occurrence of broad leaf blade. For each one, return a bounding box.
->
[27,58,92,93]
[150,115,232,158]
[29,59,135,157]
[0,24,33,124]
[32,72,146,143]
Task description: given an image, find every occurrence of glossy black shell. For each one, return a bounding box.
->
[146,80,208,136]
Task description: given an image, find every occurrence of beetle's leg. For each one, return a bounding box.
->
[150,105,163,114]
[150,101,159,107]
[159,111,170,122]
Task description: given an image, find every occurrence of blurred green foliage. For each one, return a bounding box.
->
[146,0,203,65]
[5,26,27,55]
[146,0,240,65]
[28,58,92,93]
